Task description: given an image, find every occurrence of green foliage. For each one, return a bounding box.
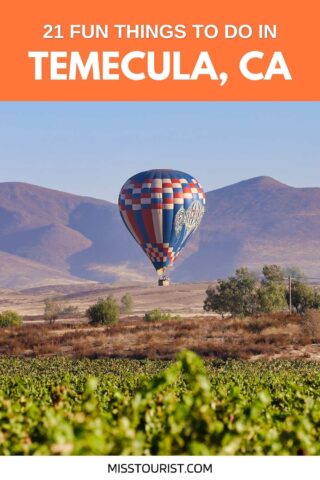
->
[204,267,258,317]
[313,292,320,309]
[204,264,319,317]
[86,296,119,325]
[262,264,285,284]
[287,280,320,314]
[120,293,133,314]
[0,310,22,328]
[144,308,180,322]
[44,298,61,324]
[0,353,320,454]
[257,265,287,313]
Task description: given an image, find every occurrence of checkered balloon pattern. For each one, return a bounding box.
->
[118,169,206,273]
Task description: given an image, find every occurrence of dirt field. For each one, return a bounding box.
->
[0,282,209,317]
[1,282,320,360]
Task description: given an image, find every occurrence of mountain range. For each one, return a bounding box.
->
[0,177,319,288]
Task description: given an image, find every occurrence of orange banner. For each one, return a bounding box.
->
[0,0,319,100]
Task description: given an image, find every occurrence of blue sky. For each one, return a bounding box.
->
[0,102,319,202]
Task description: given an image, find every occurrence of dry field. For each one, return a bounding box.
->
[1,282,320,360]
[1,312,320,360]
[0,282,209,318]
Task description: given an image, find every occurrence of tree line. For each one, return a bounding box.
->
[204,265,320,317]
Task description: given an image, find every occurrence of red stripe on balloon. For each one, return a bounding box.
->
[141,209,156,244]
[126,210,145,245]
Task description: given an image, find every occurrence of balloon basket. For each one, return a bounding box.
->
[158,276,170,287]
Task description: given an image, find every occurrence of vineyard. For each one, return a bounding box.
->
[0,352,320,455]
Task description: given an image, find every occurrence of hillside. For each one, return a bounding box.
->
[0,182,148,287]
[0,177,320,287]
[0,251,83,289]
[174,176,320,280]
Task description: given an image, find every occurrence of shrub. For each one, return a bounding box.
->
[0,310,22,328]
[86,297,119,325]
[300,310,320,341]
[245,317,272,334]
[120,293,133,314]
[144,308,180,322]
[44,299,61,324]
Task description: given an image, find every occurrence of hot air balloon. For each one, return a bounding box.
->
[118,169,205,286]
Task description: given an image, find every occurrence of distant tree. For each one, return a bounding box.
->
[286,280,320,314]
[262,265,285,284]
[120,293,133,314]
[86,296,119,325]
[257,265,287,313]
[203,286,229,318]
[204,267,259,317]
[0,310,22,328]
[44,298,61,324]
[282,266,306,281]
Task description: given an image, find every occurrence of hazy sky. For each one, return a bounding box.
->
[0,102,319,202]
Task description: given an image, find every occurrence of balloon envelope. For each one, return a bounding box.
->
[118,169,205,274]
